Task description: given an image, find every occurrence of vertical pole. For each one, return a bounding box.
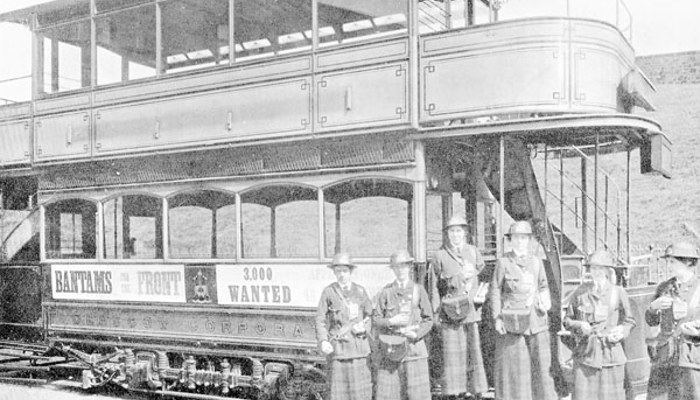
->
[311,0,319,51]
[318,189,325,259]
[211,209,217,258]
[560,151,564,251]
[32,14,42,99]
[604,177,609,246]
[156,197,164,259]
[466,0,474,26]
[594,134,599,249]
[39,205,46,262]
[414,141,427,262]
[229,0,235,65]
[446,0,452,29]
[498,135,505,257]
[335,202,341,254]
[270,207,277,258]
[121,57,129,83]
[626,148,631,264]
[113,198,118,258]
[51,39,59,92]
[155,1,163,76]
[96,201,103,261]
[409,0,419,130]
[581,156,588,254]
[544,145,548,215]
[89,0,96,88]
[235,193,242,260]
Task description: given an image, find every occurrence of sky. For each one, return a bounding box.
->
[0,0,699,102]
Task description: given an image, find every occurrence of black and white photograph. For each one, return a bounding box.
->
[0,0,698,399]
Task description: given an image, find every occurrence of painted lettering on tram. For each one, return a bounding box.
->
[54,270,112,294]
[59,310,309,339]
[137,271,182,296]
[227,285,292,303]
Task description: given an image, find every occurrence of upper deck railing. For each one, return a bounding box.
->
[0,0,634,106]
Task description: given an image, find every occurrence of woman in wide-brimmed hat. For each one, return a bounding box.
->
[429,215,488,399]
[490,220,557,400]
[373,249,433,400]
[315,252,373,400]
[646,241,700,399]
[563,249,635,400]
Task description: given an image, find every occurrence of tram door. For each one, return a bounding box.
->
[0,176,43,341]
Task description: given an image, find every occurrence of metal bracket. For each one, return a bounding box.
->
[154,120,160,139]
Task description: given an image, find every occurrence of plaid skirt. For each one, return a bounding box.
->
[327,357,372,400]
[375,357,431,400]
[441,322,488,395]
[494,331,557,400]
[649,365,700,400]
[572,363,624,400]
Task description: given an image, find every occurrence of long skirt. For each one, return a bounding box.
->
[648,364,700,400]
[327,357,372,400]
[441,322,488,395]
[494,331,557,400]
[572,362,624,400]
[375,357,431,400]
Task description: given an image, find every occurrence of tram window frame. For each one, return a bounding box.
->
[239,184,320,260]
[317,0,409,47]
[102,193,164,260]
[44,198,97,260]
[167,189,238,260]
[95,3,157,86]
[36,18,92,96]
[323,178,413,259]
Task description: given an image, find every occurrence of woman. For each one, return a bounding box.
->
[646,241,700,400]
[430,215,488,399]
[563,249,635,400]
[374,249,433,400]
[489,220,557,400]
[315,252,373,400]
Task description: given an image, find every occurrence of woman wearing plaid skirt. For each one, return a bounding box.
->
[490,221,558,400]
[429,215,488,398]
[563,250,635,400]
[646,242,700,400]
[316,253,373,400]
[374,250,434,400]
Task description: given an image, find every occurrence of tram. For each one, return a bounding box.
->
[0,0,670,399]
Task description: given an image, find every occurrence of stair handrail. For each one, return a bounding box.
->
[545,188,620,259]
[0,206,40,263]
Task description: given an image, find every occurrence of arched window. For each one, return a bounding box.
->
[44,198,96,259]
[324,178,413,258]
[240,185,318,259]
[103,194,162,259]
[168,190,237,259]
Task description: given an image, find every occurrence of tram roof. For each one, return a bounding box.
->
[0,0,78,24]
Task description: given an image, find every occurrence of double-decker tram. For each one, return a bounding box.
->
[0,0,672,399]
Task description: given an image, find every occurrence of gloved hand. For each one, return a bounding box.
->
[680,321,700,337]
[494,319,506,335]
[578,321,593,337]
[607,325,624,343]
[650,296,673,312]
[321,341,334,355]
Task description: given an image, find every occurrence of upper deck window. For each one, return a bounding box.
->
[0,22,32,104]
[240,185,318,259]
[45,199,96,259]
[96,4,156,85]
[168,189,237,259]
[103,194,163,259]
[324,179,412,258]
[234,0,312,62]
[37,19,92,95]
[318,0,408,47]
[162,0,230,74]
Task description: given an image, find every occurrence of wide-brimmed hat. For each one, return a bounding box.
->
[390,249,414,267]
[445,215,469,230]
[661,242,699,260]
[505,221,533,237]
[586,250,616,268]
[327,252,357,270]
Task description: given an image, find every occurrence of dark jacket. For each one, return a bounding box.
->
[316,282,373,360]
[430,244,485,324]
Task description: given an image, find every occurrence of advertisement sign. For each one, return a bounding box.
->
[51,264,186,303]
[216,263,395,308]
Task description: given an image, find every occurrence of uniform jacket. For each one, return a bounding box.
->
[490,251,551,335]
[316,282,373,360]
[564,282,636,368]
[646,276,700,369]
[373,281,433,361]
[430,244,485,324]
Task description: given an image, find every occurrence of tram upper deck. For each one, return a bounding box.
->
[0,0,666,166]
